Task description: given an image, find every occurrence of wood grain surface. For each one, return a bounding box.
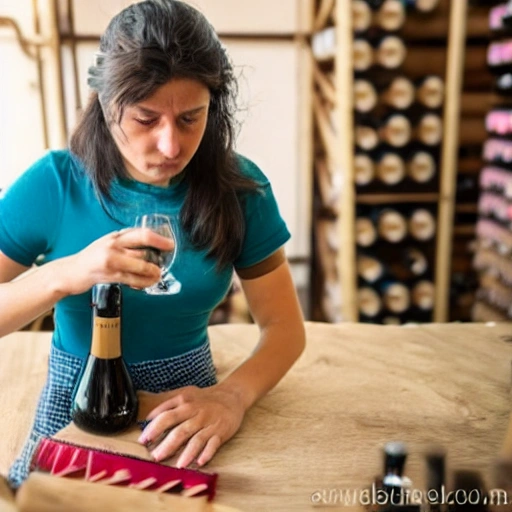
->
[0,322,511,511]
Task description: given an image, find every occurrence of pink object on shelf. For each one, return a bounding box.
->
[30,437,218,501]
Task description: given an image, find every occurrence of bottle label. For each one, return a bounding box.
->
[91,317,121,359]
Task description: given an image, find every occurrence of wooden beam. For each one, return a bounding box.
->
[334,0,357,322]
[434,0,468,322]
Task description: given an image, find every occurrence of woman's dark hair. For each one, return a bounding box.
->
[70,0,258,269]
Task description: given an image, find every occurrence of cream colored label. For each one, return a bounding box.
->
[91,317,121,359]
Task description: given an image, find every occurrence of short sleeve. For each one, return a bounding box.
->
[0,151,65,266]
[234,156,291,270]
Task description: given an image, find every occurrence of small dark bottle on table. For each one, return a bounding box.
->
[71,283,138,435]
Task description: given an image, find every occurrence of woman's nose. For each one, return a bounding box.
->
[156,123,180,159]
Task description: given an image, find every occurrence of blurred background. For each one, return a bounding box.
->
[0,0,509,328]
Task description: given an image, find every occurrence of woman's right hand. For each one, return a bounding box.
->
[57,228,175,295]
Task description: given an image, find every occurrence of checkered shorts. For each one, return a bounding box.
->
[8,342,217,488]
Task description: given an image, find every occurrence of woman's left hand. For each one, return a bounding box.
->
[137,386,245,468]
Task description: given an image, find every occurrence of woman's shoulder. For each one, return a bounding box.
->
[235,154,270,186]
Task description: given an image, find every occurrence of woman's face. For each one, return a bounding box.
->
[110,78,211,187]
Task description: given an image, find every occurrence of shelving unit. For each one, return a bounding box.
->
[310,0,468,324]
[472,1,512,322]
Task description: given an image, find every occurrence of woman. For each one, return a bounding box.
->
[0,0,305,487]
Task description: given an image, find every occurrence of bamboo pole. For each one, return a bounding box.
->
[434,0,468,322]
[335,0,357,322]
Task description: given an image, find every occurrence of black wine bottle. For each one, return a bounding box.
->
[71,283,138,435]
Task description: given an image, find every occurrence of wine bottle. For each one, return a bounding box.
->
[376,0,406,32]
[406,151,436,183]
[358,286,383,319]
[71,283,138,435]
[411,279,435,311]
[374,35,407,70]
[378,113,412,147]
[352,0,373,33]
[381,281,411,313]
[495,73,512,95]
[354,152,376,185]
[386,247,429,281]
[408,208,436,241]
[356,217,378,247]
[357,254,384,283]
[413,113,443,146]
[416,76,444,109]
[381,76,415,110]
[353,38,374,72]
[355,123,379,151]
[404,0,440,12]
[354,79,378,113]
[375,152,406,185]
[382,441,408,504]
[377,208,408,243]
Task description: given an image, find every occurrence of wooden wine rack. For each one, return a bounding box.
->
[310,0,473,324]
[472,1,512,323]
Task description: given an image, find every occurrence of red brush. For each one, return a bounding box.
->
[30,438,218,501]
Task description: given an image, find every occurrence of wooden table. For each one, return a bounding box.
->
[1,321,512,511]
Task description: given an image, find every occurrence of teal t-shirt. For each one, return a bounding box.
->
[0,150,290,363]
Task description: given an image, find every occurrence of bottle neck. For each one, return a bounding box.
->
[91,314,121,359]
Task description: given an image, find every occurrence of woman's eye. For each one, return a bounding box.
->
[181,116,198,126]
[134,118,156,126]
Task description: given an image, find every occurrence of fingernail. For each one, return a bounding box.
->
[137,433,148,444]
[151,449,160,462]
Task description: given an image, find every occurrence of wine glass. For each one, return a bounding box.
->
[134,213,182,295]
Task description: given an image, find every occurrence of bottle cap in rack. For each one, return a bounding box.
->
[354,79,378,113]
[377,0,406,32]
[354,153,375,185]
[352,0,372,33]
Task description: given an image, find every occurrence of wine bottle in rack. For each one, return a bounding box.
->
[358,286,383,321]
[494,73,512,96]
[355,122,379,151]
[357,254,385,283]
[354,79,378,113]
[353,35,406,72]
[377,208,408,243]
[408,208,436,241]
[354,152,376,186]
[71,283,138,435]
[411,279,435,311]
[387,246,430,281]
[356,216,378,247]
[352,0,373,33]
[404,0,440,12]
[381,76,415,110]
[413,112,443,146]
[378,113,412,148]
[375,152,406,185]
[406,150,436,183]
[415,75,444,109]
[374,35,407,70]
[380,281,411,314]
[376,0,406,32]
